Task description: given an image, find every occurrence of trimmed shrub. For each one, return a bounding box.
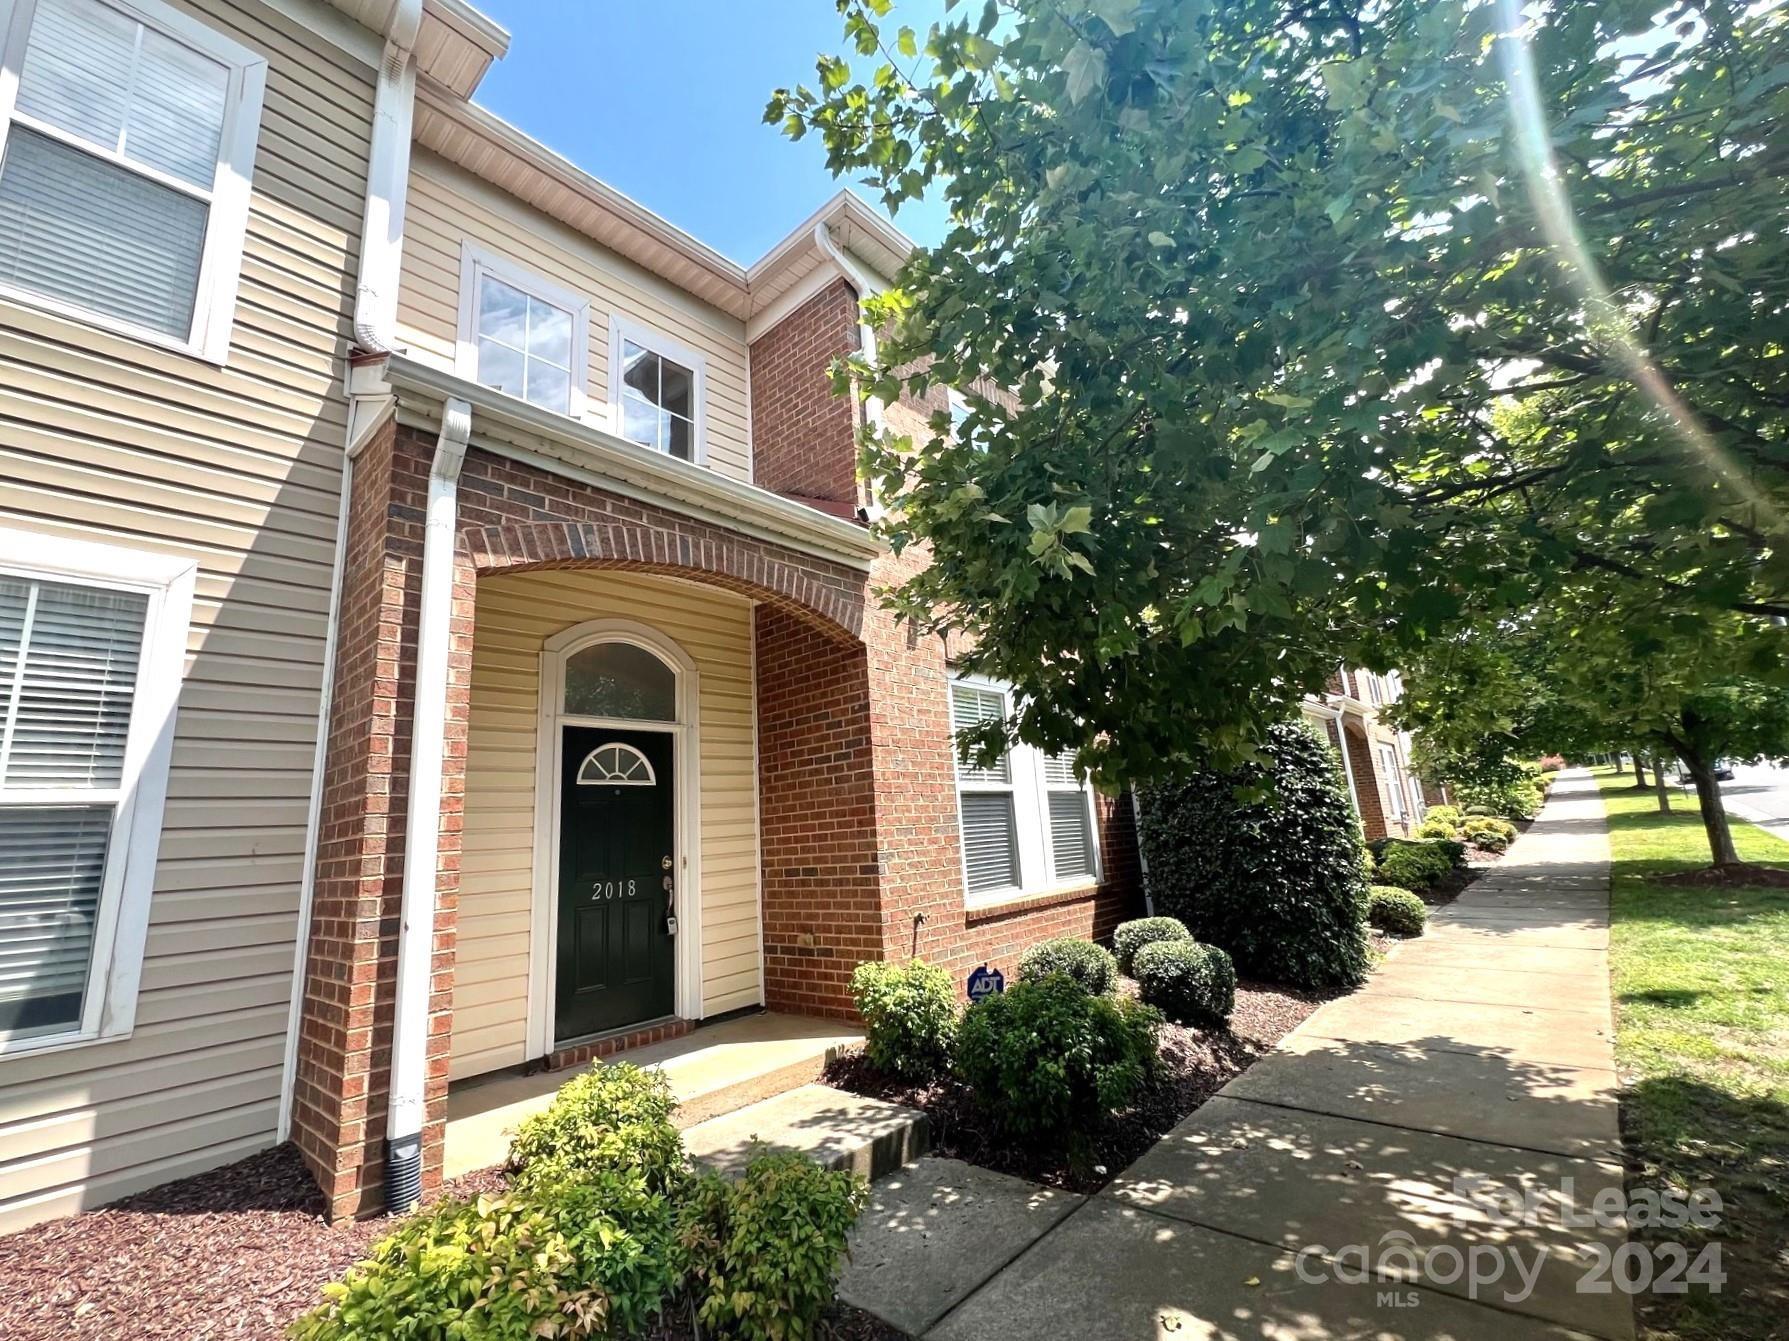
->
[507,1062,685,1196]
[1366,886,1428,936]
[1422,804,1464,829]
[1112,916,1192,974]
[953,973,1159,1145]
[1413,818,1456,841]
[1371,839,1456,892]
[1132,939,1236,1026]
[290,1176,682,1340]
[1137,721,1371,991]
[1016,935,1118,995]
[1461,815,1517,852]
[850,958,958,1080]
[680,1152,866,1341]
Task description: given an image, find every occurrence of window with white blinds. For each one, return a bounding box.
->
[951,683,1017,895]
[950,680,1101,902]
[0,0,265,358]
[0,575,147,1042]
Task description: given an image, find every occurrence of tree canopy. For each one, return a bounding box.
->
[771,0,1789,785]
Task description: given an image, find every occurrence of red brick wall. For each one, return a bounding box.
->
[1343,723,1390,842]
[749,279,863,507]
[753,607,883,1018]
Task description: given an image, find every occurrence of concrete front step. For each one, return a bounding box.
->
[683,1083,930,1181]
[442,1012,864,1180]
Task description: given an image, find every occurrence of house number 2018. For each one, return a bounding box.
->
[590,879,636,900]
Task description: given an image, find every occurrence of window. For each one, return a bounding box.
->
[0,531,192,1054]
[951,683,1017,896]
[575,742,656,786]
[457,244,590,417]
[610,315,705,463]
[950,678,1101,903]
[562,640,676,721]
[1378,743,1407,822]
[0,0,265,360]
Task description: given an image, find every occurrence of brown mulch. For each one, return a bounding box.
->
[0,1149,902,1341]
[0,1145,508,1340]
[1654,861,1789,889]
[823,977,1332,1195]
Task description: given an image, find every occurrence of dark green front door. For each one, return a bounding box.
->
[556,725,676,1042]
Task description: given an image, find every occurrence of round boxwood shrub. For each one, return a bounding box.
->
[507,1061,685,1196]
[1137,721,1370,991]
[290,1175,683,1340]
[1131,939,1236,1026]
[1112,916,1192,974]
[1366,886,1428,936]
[953,973,1159,1146]
[849,957,958,1080]
[1016,935,1118,994]
[1371,838,1458,892]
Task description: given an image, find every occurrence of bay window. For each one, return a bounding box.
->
[950,678,1102,903]
[0,531,192,1054]
[0,0,266,360]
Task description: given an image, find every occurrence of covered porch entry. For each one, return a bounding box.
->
[452,567,769,1081]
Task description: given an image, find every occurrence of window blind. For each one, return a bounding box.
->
[950,684,1009,783]
[1048,791,1095,880]
[0,0,228,339]
[959,791,1017,895]
[0,574,147,1041]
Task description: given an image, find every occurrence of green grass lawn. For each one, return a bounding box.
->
[1595,767,1789,1339]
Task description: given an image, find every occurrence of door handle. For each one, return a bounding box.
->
[662,857,677,935]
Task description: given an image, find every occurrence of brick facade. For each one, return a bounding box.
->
[749,279,864,509]
[1342,720,1391,841]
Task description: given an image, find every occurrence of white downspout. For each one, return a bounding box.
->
[384,394,472,1212]
[812,222,886,509]
[278,0,422,1145]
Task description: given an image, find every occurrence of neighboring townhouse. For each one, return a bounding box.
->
[0,0,1142,1232]
[1303,666,1425,840]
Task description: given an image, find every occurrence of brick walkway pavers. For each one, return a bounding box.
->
[924,770,1633,1340]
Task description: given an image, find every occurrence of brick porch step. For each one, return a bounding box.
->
[442,1012,865,1180]
[683,1083,930,1182]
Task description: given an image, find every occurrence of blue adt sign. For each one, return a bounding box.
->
[966,964,1005,1002]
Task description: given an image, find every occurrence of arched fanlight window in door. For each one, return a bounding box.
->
[576,741,657,786]
[563,639,677,720]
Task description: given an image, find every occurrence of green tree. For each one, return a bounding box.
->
[772,0,1789,785]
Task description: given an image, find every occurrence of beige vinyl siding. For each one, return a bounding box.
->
[396,151,754,484]
[454,569,762,1081]
[0,0,372,1234]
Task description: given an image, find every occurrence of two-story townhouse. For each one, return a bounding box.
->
[1304,666,1425,840]
[0,0,514,1235]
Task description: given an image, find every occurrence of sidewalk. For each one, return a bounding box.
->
[923,770,1633,1340]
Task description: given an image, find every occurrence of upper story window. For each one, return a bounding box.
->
[610,315,705,464]
[0,528,194,1056]
[0,0,266,361]
[457,242,590,418]
[949,677,1101,904]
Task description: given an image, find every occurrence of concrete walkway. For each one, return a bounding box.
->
[918,770,1633,1340]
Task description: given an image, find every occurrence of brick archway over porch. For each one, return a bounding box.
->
[459,520,865,643]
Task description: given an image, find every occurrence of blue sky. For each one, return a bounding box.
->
[469,0,952,265]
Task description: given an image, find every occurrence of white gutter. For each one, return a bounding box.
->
[353,0,421,353]
[384,394,472,1212]
[812,221,886,440]
[279,0,422,1146]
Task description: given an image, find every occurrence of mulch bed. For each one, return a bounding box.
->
[0,1146,897,1341]
[1654,861,1789,889]
[824,977,1334,1195]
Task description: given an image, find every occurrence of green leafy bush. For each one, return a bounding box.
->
[953,973,1159,1145]
[507,1062,685,1196]
[1015,935,1118,995]
[290,1177,682,1340]
[1131,939,1235,1026]
[679,1152,866,1341]
[1453,764,1544,820]
[1136,721,1371,991]
[1461,815,1517,852]
[1366,886,1428,936]
[1413,817,1457,840]
[849,958,958,1079]
[1370,839,1456,892]
[1422,804,1463,829]
[1112,916,1191,974]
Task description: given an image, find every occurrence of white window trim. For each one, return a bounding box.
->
[455,239,592,420]
[1378,742,1408,822]
[951,674,1102,908]
[0,527,194,1058]
[0,0,266,364]
[608,312,708,466]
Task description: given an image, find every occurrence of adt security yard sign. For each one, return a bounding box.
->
[966,964,1005,1002]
